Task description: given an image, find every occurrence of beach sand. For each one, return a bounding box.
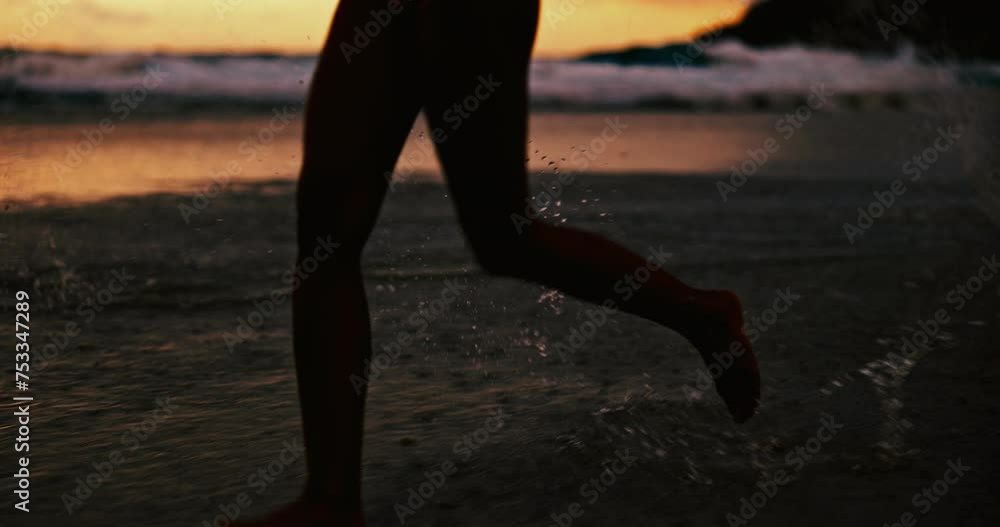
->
[1,110,998,526]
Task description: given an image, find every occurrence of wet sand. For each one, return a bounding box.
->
[1,110,998,526]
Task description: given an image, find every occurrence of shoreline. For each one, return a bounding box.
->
[2,89,997,124]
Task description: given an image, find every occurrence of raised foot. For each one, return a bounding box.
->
[687,290,761,423]
[232,500,365,527]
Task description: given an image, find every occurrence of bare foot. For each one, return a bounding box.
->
[685,290,761,423]
[232,499,365,527]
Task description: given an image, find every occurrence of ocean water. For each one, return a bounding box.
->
[3,41,999,113]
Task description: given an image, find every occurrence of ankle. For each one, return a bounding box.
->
[692,289,740,316]
[672,289,741,339]
[299,488,362,512]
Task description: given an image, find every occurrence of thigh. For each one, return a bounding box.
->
[297,0,425,252]
[421,0,540,234]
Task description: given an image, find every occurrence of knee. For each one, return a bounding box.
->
[296,234,358,274]
[294,191,363,273]
[294,172,380,268]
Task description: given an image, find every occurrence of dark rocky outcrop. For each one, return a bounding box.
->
[705,0,998,61]
[579,0,998,66]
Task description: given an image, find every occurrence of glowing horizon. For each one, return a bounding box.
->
[2,0,751,58]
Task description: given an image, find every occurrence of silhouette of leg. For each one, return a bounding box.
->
[236,1,423,525]
[423,0,759,421]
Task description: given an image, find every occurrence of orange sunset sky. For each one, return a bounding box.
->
[2,0,753,58]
